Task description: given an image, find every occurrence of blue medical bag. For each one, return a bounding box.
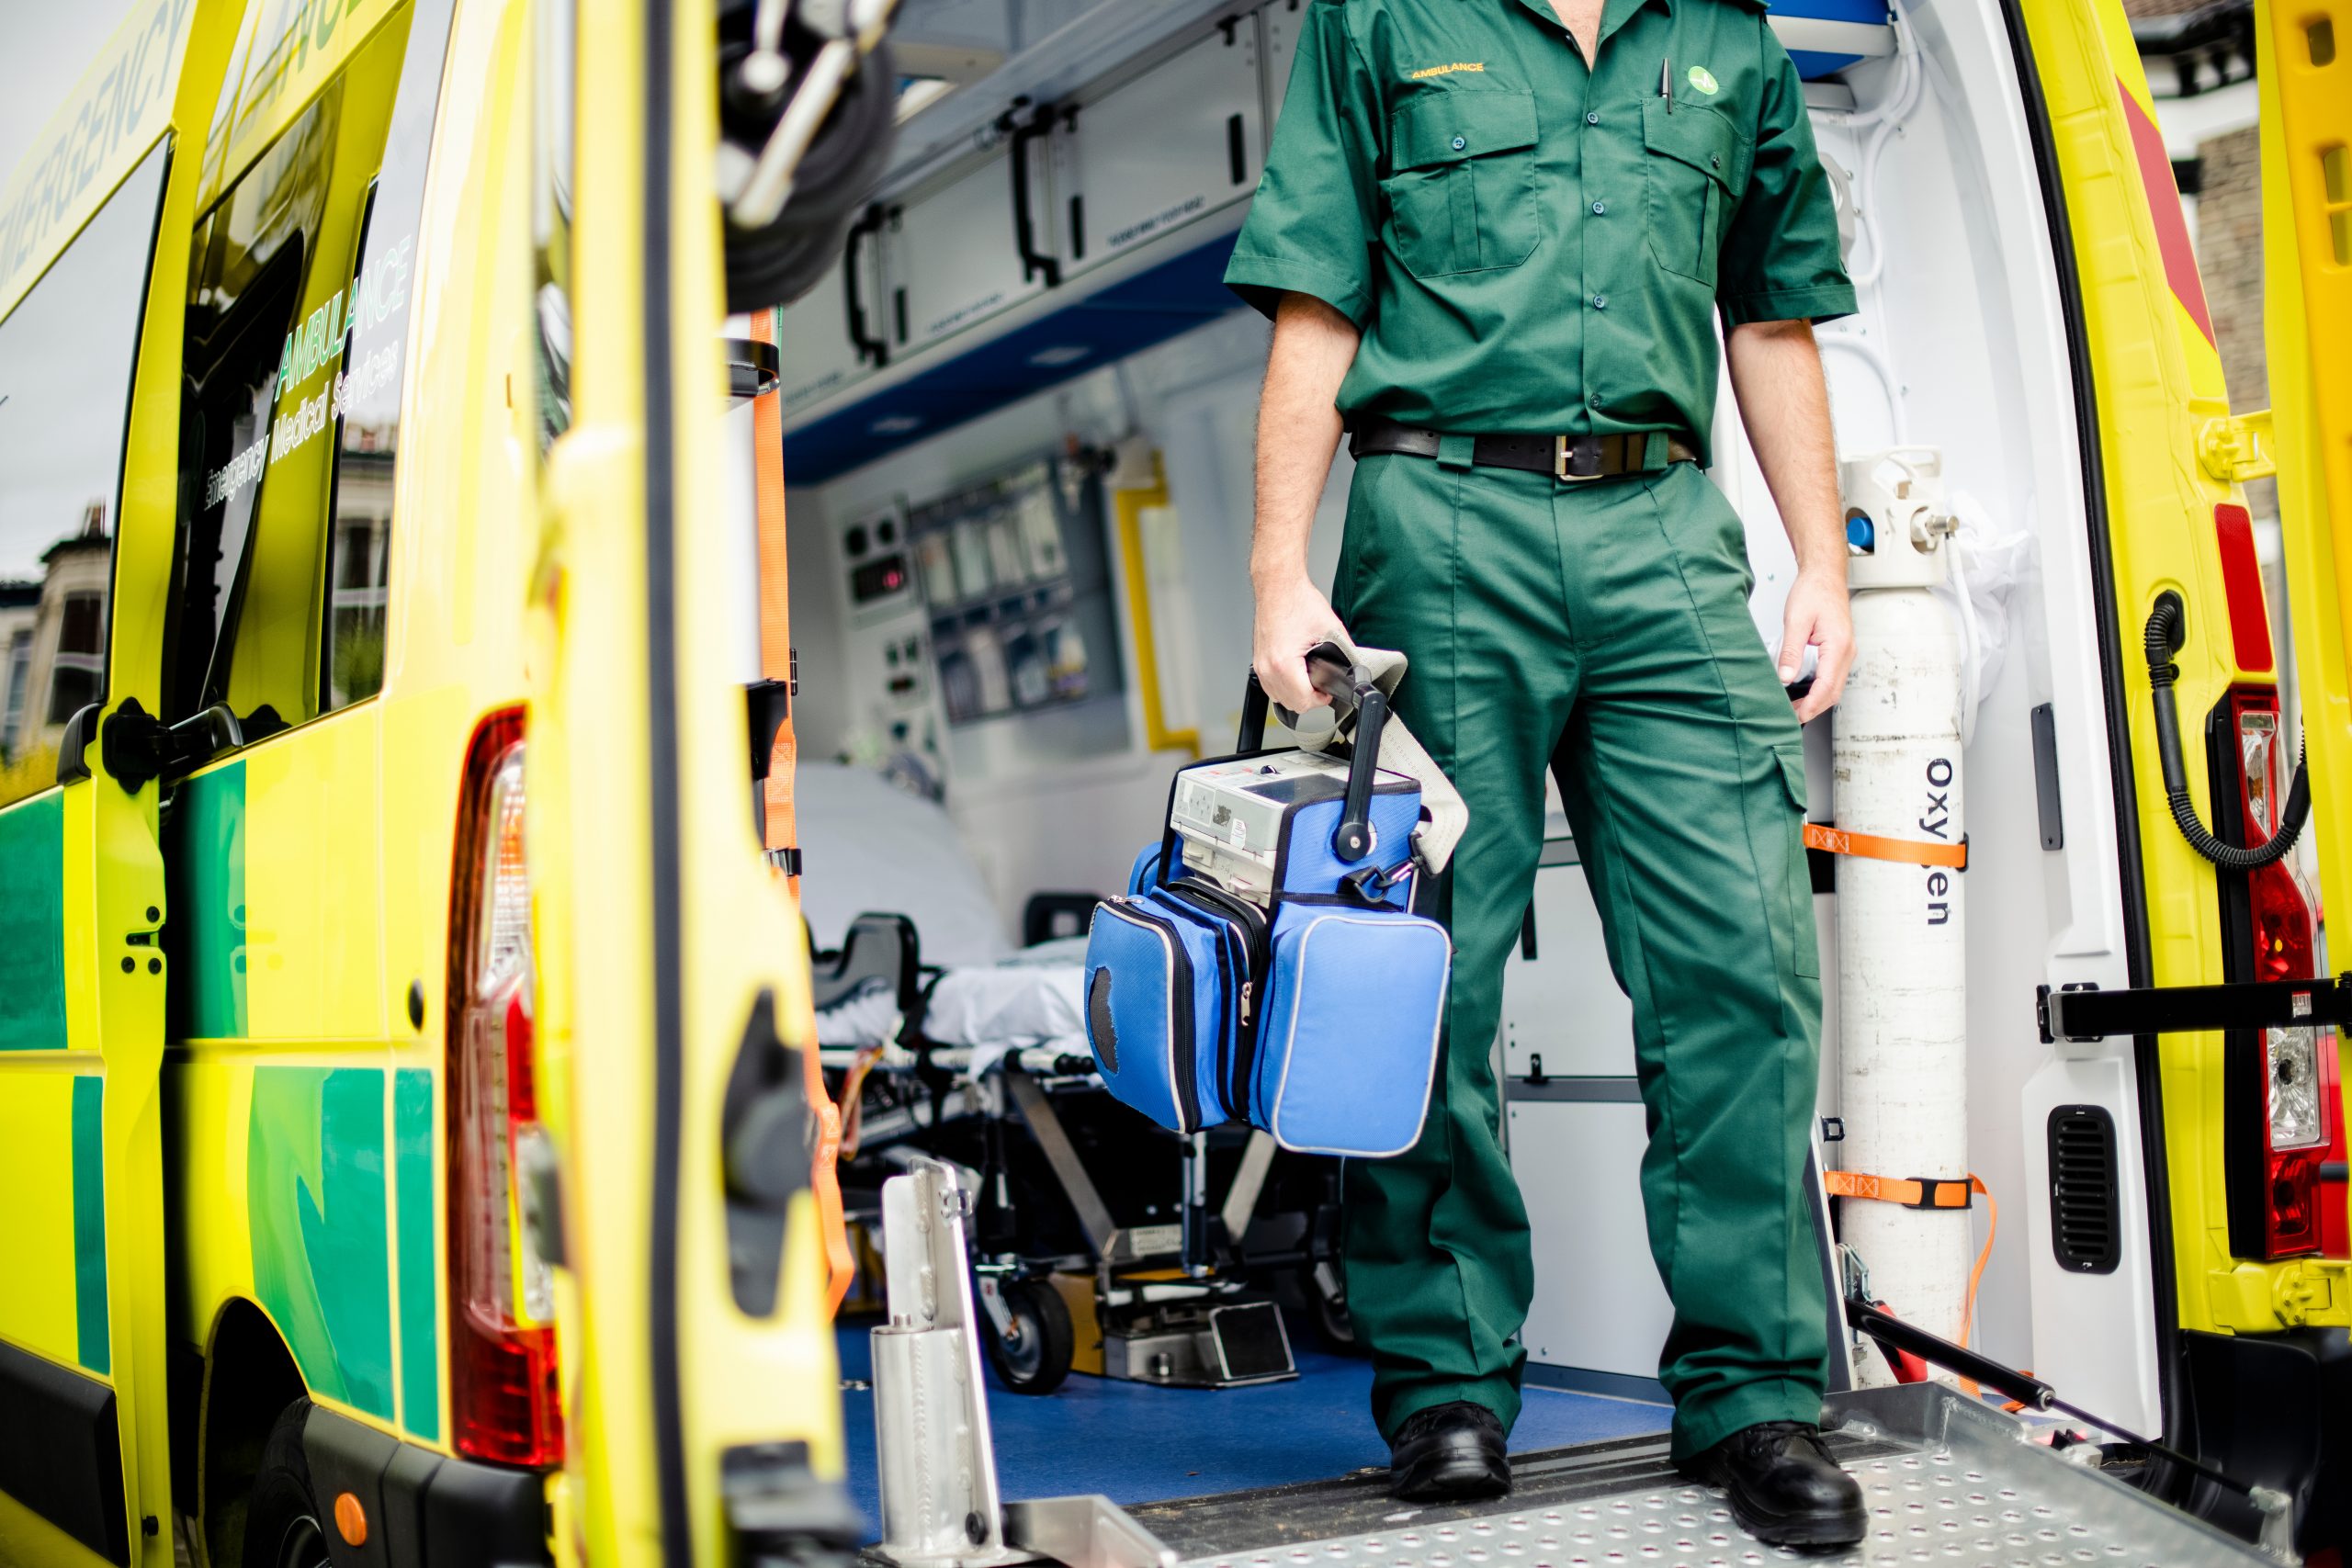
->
[1084,652,1451,1156]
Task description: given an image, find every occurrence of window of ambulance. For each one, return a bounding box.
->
[166,2,447,739]
[0,144,170,807]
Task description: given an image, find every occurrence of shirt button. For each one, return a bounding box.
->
[1453,135,1467,151]
[1589,390,1604,407]
[1591,199,1606,215]
[1586,110,1601,125]
[1592,294,1607,310]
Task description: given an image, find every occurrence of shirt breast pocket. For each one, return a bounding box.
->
[1381,88,1543,279]
[1640,98,1740,288]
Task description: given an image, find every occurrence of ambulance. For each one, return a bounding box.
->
[0,0,2344,1562]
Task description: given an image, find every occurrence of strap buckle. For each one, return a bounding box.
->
[1339,859,1416,905]
[1905,1176,1974,1211]
[1555,434,1607,481]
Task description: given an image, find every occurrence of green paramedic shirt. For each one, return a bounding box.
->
[1225,0,1857,466]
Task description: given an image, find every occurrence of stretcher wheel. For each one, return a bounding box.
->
[987,1278,1074,1395]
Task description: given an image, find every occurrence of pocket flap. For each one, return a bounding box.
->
[1392,88,1540,171]
[1641,97,1737,188]
[1774,741,1811,813]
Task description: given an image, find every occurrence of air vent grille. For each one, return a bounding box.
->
[2048,1104,2121,1274]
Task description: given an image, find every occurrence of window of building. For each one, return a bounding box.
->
[1,626,32,755]
[166,0,455,735]
[45,591,107,724]
[0,141,168,807]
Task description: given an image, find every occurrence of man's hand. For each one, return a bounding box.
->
[1252,574,1348,713]
[1249,291,1363,714]
[1780,565,1854,724]
[1725,318,1851,724]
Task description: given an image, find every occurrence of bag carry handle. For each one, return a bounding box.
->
[1239,645,1387,863]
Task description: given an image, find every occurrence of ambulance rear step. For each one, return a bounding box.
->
[865,1159,2269,1568]
[1127,1383,2271,1568]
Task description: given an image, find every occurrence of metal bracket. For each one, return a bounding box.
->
[869,1157,1183,1568]
[2036,976,2352,1043]
[870,1158,1030,1568]
[2198,409,2276,484]
[1002,1066,1119,1256]
[1003,1498,1177,1568]
[1217,1130,1278,1246]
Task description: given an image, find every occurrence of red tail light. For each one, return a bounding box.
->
[447,709,564,1466]
[2219,688,2335,1260]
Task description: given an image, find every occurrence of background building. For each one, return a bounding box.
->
[0,501,110,782]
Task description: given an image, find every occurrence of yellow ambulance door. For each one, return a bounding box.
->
[0,1,218,1561]
[2257,0,2352,1242]
[154,0,458,1459]
[526,0,847,1560]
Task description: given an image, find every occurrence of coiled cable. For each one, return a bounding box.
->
[2143,594,2309,870]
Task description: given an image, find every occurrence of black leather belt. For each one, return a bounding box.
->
[1348,415,1700,481]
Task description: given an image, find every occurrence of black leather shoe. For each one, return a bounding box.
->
[1678,1421,1867,1549]
[1388,1402,1511,1501]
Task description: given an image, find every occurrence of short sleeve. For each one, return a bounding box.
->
[1715,30,1857,329]
[1223,0,1384,327]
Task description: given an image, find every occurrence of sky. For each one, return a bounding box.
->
[0,3,142,188]
[0,0,147,582]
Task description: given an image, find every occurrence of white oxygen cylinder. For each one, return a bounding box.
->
[1832,448,1971,1383]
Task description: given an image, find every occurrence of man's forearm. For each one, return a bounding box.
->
[1725,319,1843,574]
[1252,292,1362,586]
[1727,317,1855,718]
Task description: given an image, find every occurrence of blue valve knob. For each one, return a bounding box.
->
[1845,512,1876,553]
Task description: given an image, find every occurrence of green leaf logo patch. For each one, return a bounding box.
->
[1686,65,1719,95]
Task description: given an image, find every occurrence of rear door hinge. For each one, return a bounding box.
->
[2038,975,2352,1043]
[2198,408,2276,484]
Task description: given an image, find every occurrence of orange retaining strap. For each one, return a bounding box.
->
[1805,822,1968,871]
[752,308,855,1313]
[1826,1170,1998,1386]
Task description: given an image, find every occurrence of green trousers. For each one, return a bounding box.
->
[1333,453,1827,1463]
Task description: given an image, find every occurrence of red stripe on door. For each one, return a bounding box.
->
[2214,502,2274,673]
[2118,82,2217,348]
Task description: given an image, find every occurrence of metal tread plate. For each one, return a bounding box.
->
[1133,1387,2267,1568]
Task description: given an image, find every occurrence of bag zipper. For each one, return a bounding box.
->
[1164,879,1271,1115]
[1104,898,1201,1132]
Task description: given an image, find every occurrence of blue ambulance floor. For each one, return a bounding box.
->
[835,1323,1670,1540]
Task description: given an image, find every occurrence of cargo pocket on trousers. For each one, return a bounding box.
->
[1772,740,1820,978]
[1382,88,1543,277]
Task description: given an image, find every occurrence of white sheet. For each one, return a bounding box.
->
[793,761,1014,966]
[923,950,1087,1077]
[796,764,1090,1075]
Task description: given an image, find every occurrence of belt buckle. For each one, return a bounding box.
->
[1555,434,1606,482]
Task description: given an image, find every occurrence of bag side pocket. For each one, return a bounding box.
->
[1086,898,1214,1132]
[1254,904,1451,1156]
